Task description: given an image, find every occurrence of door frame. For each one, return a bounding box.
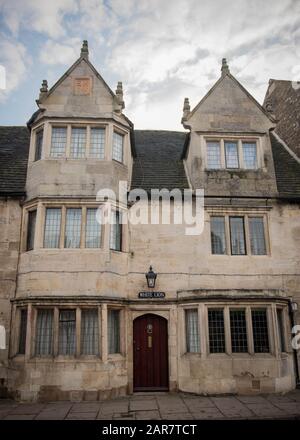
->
[133,313,169,391]
[128,309,173,394]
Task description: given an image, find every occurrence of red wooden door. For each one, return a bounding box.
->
[133,314,169,391]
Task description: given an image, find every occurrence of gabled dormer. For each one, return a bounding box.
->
[26,41,135,200]
[181,59,278,197]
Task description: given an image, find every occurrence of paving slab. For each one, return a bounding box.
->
[8,404,46,415]
[100,400,129,416]
[183,396,215,409]
[161,412,194,420]
[66,412,98,420]
[211,396,254,418]
[70,402,101,413]
[135,410,161,420]
[191,407,225,419]
[246,402,287,418]
[157,396,188,414]
[271,402,300,416]
[4,414,36,420]
[130,399,158,411]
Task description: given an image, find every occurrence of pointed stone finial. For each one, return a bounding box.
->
[182,97,190,122]
[265,98,273,113]
[81,40,89,60]
[221,58,230,77]
[39,79,48,100]
[114,81,125,112]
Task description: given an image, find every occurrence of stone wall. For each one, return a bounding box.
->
[0,198,22,397]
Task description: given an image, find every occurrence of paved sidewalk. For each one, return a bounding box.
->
[0,391,300,420]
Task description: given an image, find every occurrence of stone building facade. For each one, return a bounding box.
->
[0,43,300,401]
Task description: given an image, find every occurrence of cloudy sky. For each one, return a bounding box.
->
[0,0,299,130]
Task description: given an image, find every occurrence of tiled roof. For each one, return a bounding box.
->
[270,132,300,199]
[0,127,299,200]
[0,126,30,195]
[264,80,300,158]
[131,130,189,191]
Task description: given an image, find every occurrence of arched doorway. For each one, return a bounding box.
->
[133,314,169,391]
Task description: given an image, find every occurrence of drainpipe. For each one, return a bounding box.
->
[288,299,300,388]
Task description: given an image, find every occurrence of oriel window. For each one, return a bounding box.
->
[65,208,82,248]
[110,210,122,251]
[85,208,101,248]
[70,127,86,158]
[44,208,61,248]
[207,141,221,169]
[208,309,226,353]
[34,129,43,161]
[210,216,226,254]
[58,309,76,355]
[230,309,248,353]
[26,209,36,251]
[18,308,27,355]
[185,309,200,353]
[81,309,99,355]
[112,132,124,163]
[225,141,239,168]
[251,309,270,353]
[230,216,246,255]
[50,127,67,157]
[35,309,54,356]
[108,309,120,354]
[90,128,105,159]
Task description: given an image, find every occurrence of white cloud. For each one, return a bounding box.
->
[0,0,77,38]
[39,38,81,65]
[0,38,29,102]
[0,0,300,128]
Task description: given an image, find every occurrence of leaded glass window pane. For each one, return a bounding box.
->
[208,309,225,353]
[225,141,239,168]
[27,210,36,251]
[18,309,27,354]
[110,210,122,251]
[35,129,43,161]
[86,208,101,248]
[249,217,266,255]
[65,208,82,248]
[252,309,270,353]
[58,309,76,355]
[230,309,248,353]
[70,127,86,158]
[230,216,246,255]
[90,128,105,159]
[207,141,221,169]
[50,127,67,157]
[108,309,120,354]
[211,216,226,254]
[35,309,53,356]
[81,309,99,355]
[185,309,200,353]
[44,208,61,248]
[112,132,124,162]
[243,142,257,169]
